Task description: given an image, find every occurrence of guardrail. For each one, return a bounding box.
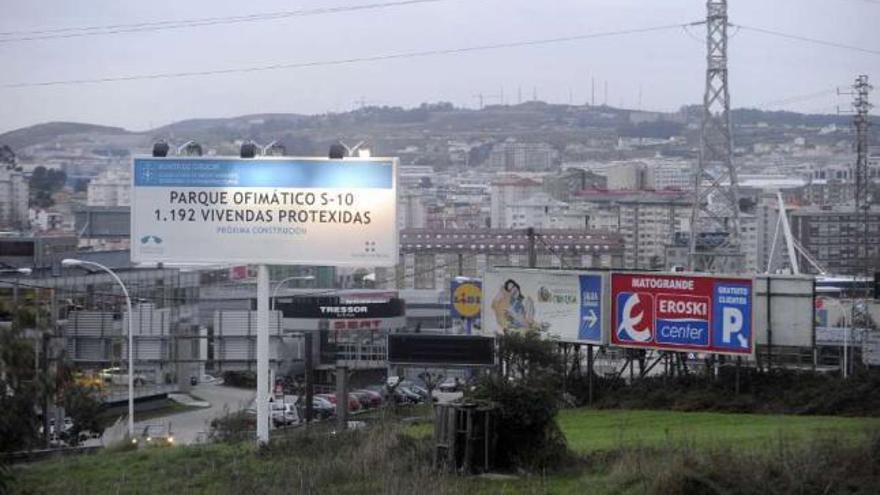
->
[98,384,180,403]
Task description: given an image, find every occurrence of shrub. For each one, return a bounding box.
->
[209,411,255,443]
[469,332,572,472]
[572,367,880,416]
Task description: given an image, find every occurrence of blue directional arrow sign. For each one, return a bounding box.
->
[578,274,603,343]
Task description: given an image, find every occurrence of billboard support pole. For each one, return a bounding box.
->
[587,344,594,406]
[735,356,741,394]
[256,264,270,445]
[766,277,773,372]
[336,365,349,430]
[527,227,537,268]
[304,332,314,424]
[628,351,635,383]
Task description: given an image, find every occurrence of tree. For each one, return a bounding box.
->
[417,370,443,415]
[0,327,41,453]
[29,166,67,208]
[468,332,569,471]
[61,383,103,445]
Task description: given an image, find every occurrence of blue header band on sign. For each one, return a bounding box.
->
[134,159,394,189]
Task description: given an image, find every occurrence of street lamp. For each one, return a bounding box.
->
[262,141,286,157]
[61,258,135,437]
[270,275,316,311]
[328,141,371,159]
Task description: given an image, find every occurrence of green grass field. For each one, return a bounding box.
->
[408,408,880,452]
[11,409,880,494]
[557,409,880,453]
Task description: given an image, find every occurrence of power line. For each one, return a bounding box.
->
[3,23,689,88]
[732,23,880,56]
[0,0,448,43]
[752,88,838,109]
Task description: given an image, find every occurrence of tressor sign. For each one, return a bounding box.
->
[130,157,398,266]
[611,272,753,355]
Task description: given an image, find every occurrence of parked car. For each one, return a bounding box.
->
[316,393,362,413]
[403,383,429,398]
[349,391,375,410]
[354,389,383,408]
[438,378,463,393]
[272,403,301,427]
[394,386,423,404]
[307,395,336,419]
[101,367,148,386]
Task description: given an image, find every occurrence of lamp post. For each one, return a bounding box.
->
[62,259,135,437]
[270,275,316,311]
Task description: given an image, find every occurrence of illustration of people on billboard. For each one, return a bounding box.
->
[491,279,538,333]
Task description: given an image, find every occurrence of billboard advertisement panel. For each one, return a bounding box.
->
[387,334,495,367]
[481,268,606,344]
[131,157,397,266]
[753,275,814,348]
[610,272,753,355]
[451,278,482,335]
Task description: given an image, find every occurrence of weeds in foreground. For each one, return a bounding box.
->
[604,432,880,495]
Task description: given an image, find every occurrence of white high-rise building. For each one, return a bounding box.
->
[0,166,30,230]
[488,140,556,171]
[87,168,131,207]
[489,176,542,228]
[574,190,691,269]
[649,163,693,190]
[507,192,574,230]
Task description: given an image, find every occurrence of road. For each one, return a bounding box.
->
[134,383,254,445]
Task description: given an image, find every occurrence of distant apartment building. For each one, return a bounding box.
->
[0,235,78,270]
[0,165,30,230]
[87,167,131,207]
[801,161,880,206]
[398,165,435,190]
[648,162,693,190]
[507,193,581,230]
[577,161,649,191]
[489,176,542,228]
[398,193,429,230]
[790,204,880,275]
[28,208,66,232]
[389,228,624,291]
[573,189,692,269]
[663,211,771,274]
[543,168,606,202]
[488,140,556,171]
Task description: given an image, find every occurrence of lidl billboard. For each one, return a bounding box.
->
[481,268,606,344]
[451,279,482,319]
[130,157,398,266]
[610,272,753,355]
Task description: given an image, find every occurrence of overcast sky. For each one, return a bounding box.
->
[1,0,877,133]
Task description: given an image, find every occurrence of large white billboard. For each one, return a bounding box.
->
[753,275,815,348]
[131,157,398,266]
[481,268,607,344]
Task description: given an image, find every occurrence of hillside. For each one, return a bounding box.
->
[0,103,870,163]
[0,122,131,150]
